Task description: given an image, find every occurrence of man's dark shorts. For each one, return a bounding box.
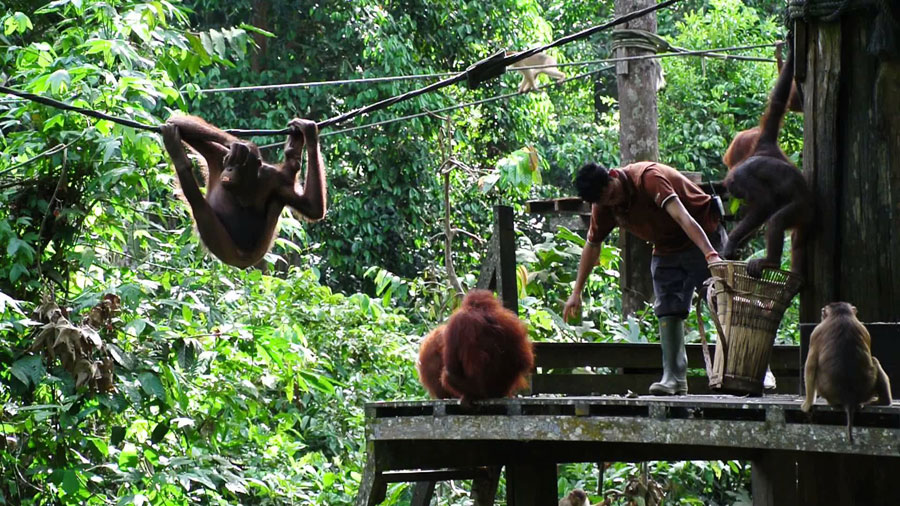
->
[650,225,726,318]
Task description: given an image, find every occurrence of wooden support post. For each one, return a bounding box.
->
[410,481,435,506]
[472,466,502,506]
[476,205,518,313]
[800,8,900,321]
[507,460,558,506]
[495,205,518,313]
[597,461,605,496]
[797,454,900,506]
[613,0,660,316]
[355,442,387,506]
[751,453,798,506]
[799,20,840,321]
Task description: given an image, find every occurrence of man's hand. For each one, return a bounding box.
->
[563,293,582,323]
[705,251,722,264]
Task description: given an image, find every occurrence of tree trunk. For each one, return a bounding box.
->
[250,0,270,74]
[614,0,659,316]
[799,11,900,322]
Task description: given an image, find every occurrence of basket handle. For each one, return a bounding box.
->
[697,276,729,383]
[695,297,714,379]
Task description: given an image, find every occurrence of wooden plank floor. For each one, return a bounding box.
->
[367,395,900,459]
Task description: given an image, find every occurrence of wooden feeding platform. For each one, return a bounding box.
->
[376,206,900,505]
[525,184,733,232]
[355,341,900,506]
[363,395,900,460]
[525,197,593,232]
[357,395,900,506]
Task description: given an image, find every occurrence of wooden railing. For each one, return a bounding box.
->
[530,342,801,396]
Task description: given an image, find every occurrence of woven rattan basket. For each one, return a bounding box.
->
[704,261,803,395]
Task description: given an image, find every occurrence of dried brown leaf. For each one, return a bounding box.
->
[73,358,98,389]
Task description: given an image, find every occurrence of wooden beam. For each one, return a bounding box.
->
[533,342,800,371]
[525,199,555,213]
[494,205,518,313]
[507,459,558,506]
[381,468,494,483]
[751,452,798,506]
[368,397,900,458]
[554,197,590,213]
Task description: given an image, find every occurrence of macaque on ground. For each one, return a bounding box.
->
[559,489,591,506]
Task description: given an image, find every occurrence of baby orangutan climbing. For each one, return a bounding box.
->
[721,39,812,278]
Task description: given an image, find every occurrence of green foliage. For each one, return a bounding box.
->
[1,266,420,505]
[557,460,751,506]
[1,0,802,504]
[0,0,253,300]
[483,146,545,193]
[657,0,803,179]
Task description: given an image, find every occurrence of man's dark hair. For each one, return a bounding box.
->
[574,162,611,202]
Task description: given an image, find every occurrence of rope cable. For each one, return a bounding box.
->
[257,43,778,147]
[326,65,616,136]
[247,0,686,136]
[0,86,161,132]
[258,64,617,149]
[204,42,777,97]
[1,41,774,143]
[0,1,792,142]
[512,43,778,73]
[199,72,458,94]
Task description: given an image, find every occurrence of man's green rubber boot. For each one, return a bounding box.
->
[649,316,688,395]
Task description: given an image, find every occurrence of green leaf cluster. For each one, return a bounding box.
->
[1,0,796,504]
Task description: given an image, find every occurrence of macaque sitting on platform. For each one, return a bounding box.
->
[416,290,534,405]
[801,302,893,442]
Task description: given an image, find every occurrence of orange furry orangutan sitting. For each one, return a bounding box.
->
[417,290,534,405]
